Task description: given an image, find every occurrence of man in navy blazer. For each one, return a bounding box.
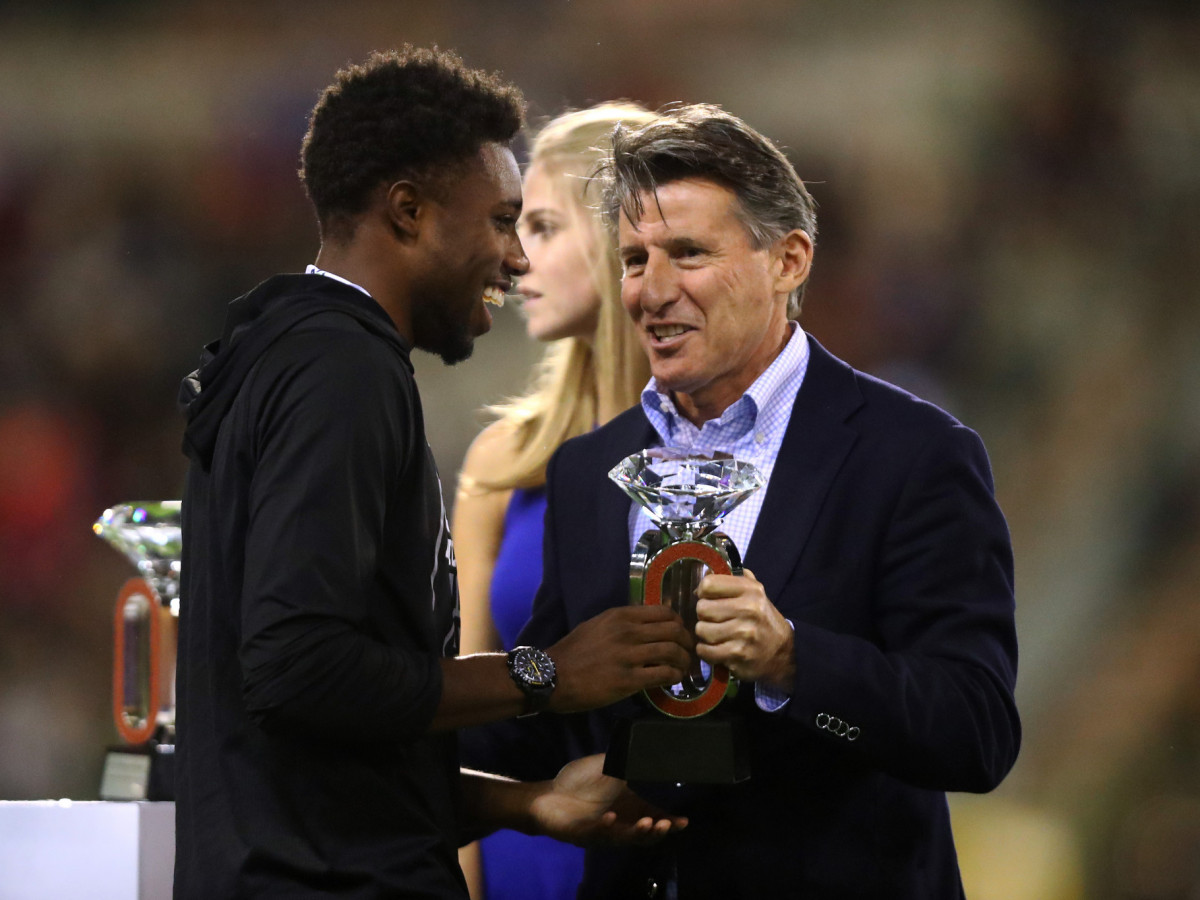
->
[462,104,1019,899]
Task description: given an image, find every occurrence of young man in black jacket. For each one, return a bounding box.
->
[175,47,691,899]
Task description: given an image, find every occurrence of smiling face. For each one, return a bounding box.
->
[410,142,528,364]
[515,162,602,343]
[618,177,805,423]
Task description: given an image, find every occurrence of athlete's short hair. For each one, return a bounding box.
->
[300,46,525,237]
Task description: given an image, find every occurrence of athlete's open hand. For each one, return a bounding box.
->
[530,754,688,847]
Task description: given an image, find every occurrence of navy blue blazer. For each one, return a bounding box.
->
[461,338,1019,899]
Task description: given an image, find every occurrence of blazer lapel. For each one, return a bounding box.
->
[744,338,864,602]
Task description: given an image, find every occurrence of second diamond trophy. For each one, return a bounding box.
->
[605,449,765,784]
[93,500,182,801]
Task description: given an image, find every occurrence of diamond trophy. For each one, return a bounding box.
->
[604,449,765,784]
[93,500,181,801]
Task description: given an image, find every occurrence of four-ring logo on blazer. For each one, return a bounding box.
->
[815,712,860,741]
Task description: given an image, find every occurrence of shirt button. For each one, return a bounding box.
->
[755,432,766,443]
[660,400,672,413]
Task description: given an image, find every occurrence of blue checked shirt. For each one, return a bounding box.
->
[628,322,810,711]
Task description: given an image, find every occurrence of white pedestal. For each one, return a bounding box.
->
[0,801,174,900]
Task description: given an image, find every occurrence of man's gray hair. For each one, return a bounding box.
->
[601,104,817,318]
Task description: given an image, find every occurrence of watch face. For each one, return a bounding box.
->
[512,648,556,688]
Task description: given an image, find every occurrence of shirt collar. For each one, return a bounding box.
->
[641,322,809,444]
[305,264,373,299]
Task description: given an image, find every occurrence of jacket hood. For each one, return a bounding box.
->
[179,273,411,471]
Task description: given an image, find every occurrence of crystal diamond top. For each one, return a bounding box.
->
[93,501,182,603]
[609,449,765,540]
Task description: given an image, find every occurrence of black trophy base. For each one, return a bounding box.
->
[99,741,175,801]
[604,716,750,784]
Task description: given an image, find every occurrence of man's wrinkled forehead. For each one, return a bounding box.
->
[617,178,744,239]
[616,180,670,233]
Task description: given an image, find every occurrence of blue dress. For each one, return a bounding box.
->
[480,486,586,900]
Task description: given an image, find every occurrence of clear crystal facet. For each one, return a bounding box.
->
[609,449,765,540]
[93,501,182,605]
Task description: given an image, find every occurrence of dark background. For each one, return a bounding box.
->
[1,2,1198,897]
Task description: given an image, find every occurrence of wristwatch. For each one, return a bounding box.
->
[506,646,557,715]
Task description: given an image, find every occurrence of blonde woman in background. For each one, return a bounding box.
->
[454,102,657,900]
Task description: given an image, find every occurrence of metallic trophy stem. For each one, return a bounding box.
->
[661,557,709,698]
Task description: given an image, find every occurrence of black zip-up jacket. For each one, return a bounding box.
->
[175,274,464,899]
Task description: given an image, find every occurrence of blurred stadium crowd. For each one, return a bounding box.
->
[0,1,1197,897]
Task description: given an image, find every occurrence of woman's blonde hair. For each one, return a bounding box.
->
[479,101,658,490]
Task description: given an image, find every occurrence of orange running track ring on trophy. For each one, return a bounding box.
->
[640,540,733,718]
[112,576,163,745]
